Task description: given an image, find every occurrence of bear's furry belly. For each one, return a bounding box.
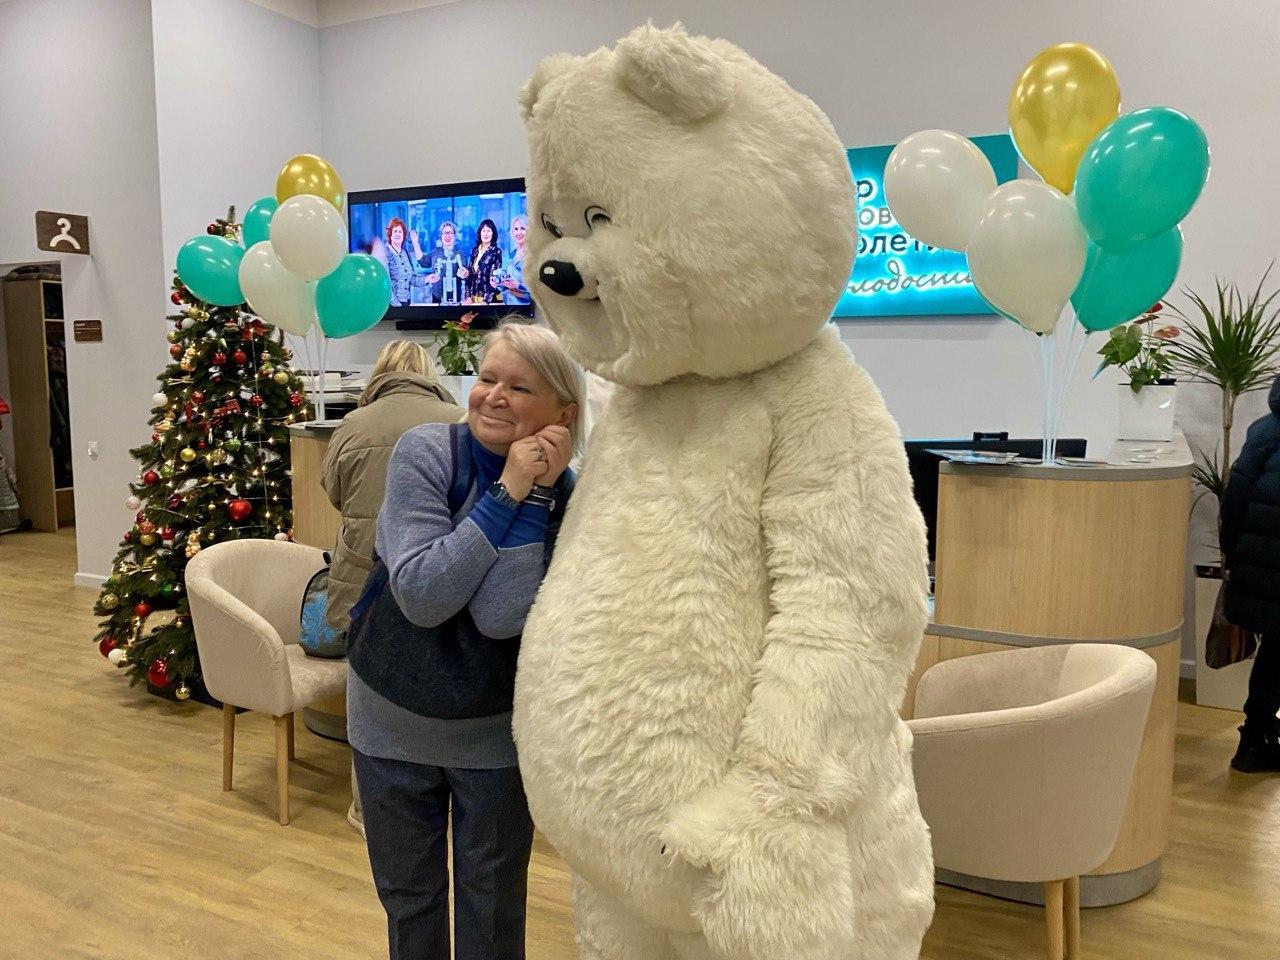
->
[514,380,772,928]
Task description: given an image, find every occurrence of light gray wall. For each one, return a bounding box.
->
[0,0,169,580]
[153,0,323,274]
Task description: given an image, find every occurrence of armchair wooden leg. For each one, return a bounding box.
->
[274,715,290,826]
[1064,876,1081,960]
[1045,880,1065,960]
[286,711,296,761]
[222,703,235,791]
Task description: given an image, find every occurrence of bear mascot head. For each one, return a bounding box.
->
[519,22,856,386]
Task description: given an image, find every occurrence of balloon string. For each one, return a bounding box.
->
[317,331,329,422]
[1040,331,1056,463]
[1053,325,1092,445]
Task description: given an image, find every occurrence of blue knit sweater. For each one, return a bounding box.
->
[347,422,573,768]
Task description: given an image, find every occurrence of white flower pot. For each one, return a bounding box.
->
[1117,383,1177,441]
[439,375,477,406]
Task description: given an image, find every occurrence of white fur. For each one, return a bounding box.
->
[514,24,934,960]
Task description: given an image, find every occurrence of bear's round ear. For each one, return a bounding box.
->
[614,22,732,123]
[519,53,577,124]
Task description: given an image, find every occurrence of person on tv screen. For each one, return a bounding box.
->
[466,218,504,304]
[421,221,468,305]
[383,217,416,308]
[498,215,531,306]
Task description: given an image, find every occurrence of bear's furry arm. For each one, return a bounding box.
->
[664,334,929,862]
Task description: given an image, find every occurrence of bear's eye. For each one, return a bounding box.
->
[540,213,563,239]
[585,206,611,228]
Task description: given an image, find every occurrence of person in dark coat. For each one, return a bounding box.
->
[1220,374,1280,773]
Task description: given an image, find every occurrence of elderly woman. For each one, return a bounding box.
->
[347,321,582,960]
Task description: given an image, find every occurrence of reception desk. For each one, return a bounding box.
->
[908,436,1192,907]
[289,422,346,741]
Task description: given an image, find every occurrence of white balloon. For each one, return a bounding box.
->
[966,180,1086,334]
[239,241,316,335]
[270,194,348,281]
[884,130,996,252]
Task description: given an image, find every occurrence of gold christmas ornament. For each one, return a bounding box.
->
[101,593,119,611]
[156,421,171,434]
[175,684,191,701]
[206,449,227,466]
[180,447,197,463]
[273,370,289,385]
[139,533,157,547]
[185,545,200,559]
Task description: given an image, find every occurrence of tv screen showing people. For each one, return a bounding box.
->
[348,180,530,314]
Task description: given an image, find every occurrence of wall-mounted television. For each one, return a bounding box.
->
[347,177,532,329]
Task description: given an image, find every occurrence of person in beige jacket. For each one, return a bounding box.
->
[322,341,463,633]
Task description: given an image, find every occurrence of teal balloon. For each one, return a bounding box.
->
[1072,227,1182,332]
[242,196,277,249]
[1074,107,1209,249]
[315,254,390,338]
[175,235,244,306]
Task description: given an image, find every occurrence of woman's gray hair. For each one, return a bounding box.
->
[483,319,585,453]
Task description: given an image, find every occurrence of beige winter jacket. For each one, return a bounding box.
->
[321,371,464,630]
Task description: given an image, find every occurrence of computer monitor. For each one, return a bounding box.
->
[904,434,1087,561]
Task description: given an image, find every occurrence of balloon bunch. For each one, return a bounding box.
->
[885,43,1210,461]
[175,154,392,419]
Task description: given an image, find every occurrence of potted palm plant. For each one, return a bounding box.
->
[1166,272,1280,702]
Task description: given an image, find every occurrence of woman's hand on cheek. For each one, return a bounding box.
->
[536,426,573,485]
[499,436,548,501]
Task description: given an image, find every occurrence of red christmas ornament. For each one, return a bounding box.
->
[167,495,183,509]
[147,658,173,688]
[227,499,253,523]
[123,531,134,543]
[152,433,160,442]
[197,440,207,450]
[249,394,264,408]
[159,526,175,541]
[212,351,227,365]
[232,349,248,365]
[206,223,219,235]
[142,470,160,486]
[169,344,182,359]
[170,291,182,305]
[134,601,153,619]
[191,390,205,404]
[98,636,119,658]
[212,375,223,384]
[288,392,304,408]
[135,511,145,524]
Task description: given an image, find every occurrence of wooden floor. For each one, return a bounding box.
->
[1,528,1276,960]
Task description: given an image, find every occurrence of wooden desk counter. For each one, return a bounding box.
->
[907,435,1192,907]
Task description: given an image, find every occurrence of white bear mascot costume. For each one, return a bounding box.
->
[513,24,934,960]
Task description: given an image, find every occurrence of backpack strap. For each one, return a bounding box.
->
[447,421,475,516]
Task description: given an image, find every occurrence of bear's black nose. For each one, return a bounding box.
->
[539,260,585,297]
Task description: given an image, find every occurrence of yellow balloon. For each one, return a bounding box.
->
[1008,43,1121,194]
[275,154,346,210]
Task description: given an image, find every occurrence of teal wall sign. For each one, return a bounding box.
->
[834,133,1019,319]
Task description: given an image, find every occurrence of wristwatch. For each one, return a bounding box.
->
[488,480,520,510]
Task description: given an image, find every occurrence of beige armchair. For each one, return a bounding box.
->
[908,644,1156,960]
[186,539,347,825]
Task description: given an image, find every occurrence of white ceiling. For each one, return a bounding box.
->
[244,0,466,28]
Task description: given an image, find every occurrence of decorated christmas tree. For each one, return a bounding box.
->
[92,207,311,701]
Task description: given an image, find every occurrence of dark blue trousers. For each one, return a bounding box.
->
[353,750,535,960]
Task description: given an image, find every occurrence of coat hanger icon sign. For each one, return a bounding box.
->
[50,217,81,251]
